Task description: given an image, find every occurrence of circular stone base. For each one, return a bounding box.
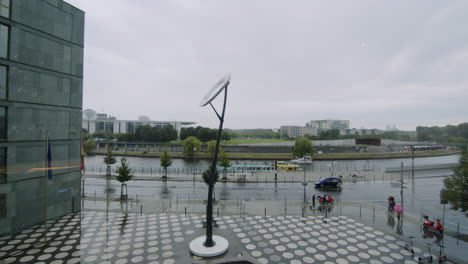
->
[189,235,229,257]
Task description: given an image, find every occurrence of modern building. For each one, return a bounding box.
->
[281,119,385,138]
[0,0,84,235]
[82,109,196,136]
[307,119,350,132]
[280,126,317,139]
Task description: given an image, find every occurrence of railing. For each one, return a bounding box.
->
[83,163,383,177]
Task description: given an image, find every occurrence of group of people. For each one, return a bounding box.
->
[311,194,334,208]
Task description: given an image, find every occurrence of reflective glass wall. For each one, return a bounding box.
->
[0,0,84,236]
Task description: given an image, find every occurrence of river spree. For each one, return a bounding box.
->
[85,154,460,173]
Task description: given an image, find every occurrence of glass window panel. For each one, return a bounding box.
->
[0,7,8,18]
[0,107,5,139]
[0,147,5,184]
[0,24,8,58]
[0,65,5,99]
[0,0,8,18]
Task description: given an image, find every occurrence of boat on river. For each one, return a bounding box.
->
[276,161,300,171]
[291,156,313,164]
[217,161,275,173]
[390,180,410,188]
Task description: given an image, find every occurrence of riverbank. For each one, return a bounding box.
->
[89,149,460,161]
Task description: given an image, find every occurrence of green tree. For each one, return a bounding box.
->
[114,133,135,142]
[82,128,91,140]
[197,127,216,142]
[160,150,172,179]
[221,132,231,141]
[115,157,134,200]
[292,137,315,158]
[92,131,113,140]
[180,127,197,140]
[442,149,468,214]
[83,139,96,155]
[206,140,217,155]
[319,129,340,139]
[182,136,201,158]
[218,151,231,180]
[103,147,117,165]
[202,168,220,185]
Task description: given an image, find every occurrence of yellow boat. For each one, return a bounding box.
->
[276,161,300,171]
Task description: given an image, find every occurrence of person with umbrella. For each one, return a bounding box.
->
[394,204,404,221]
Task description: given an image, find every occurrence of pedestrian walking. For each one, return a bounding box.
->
[388,196,395,214]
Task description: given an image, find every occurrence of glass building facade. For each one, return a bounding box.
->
[0,0,84,235]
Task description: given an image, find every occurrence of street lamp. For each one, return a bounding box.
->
[189,74,231,257]
[302,164,307,203]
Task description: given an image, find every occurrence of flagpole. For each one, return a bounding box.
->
[43,129,48,244]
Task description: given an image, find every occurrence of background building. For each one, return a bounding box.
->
[280,126,317,139]
[307,119,350,130]
[82,109,196,136]
[281,119,385,138]
[0,0,84,235]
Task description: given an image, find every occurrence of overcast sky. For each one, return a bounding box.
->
[67,0,468,131]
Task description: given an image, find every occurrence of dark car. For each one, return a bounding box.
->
[314,176,342,189]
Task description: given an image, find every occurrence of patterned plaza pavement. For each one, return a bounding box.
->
[0,211,455,264]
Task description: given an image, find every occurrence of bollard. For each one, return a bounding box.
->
[373,207,375,218]
[163,200,165,212]
[185,206,187,216]
[169,199,171,209]
[264,208,266,219]
[140,205,143,215]
[359,206,362,218]
[72,196,75,212]
[217,207,219,217]
[302,207,304,217]
[150,167,152,176]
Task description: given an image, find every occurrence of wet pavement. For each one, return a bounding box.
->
[0,211,462,264]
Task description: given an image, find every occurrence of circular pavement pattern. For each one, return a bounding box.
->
[0,212,456,264]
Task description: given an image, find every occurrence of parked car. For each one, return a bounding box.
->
[314,176,342,189]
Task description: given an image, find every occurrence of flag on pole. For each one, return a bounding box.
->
[47,136,53,180]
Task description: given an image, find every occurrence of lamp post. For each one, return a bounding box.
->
[193,147,196,180]
[411,146,415,179]
[189,74,231,257]
[400,162,404,217]
[302,164,308,203]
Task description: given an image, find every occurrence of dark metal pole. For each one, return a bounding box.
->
[400,162,404,217]
[411,146,415,179]
[204,84,228,247]
[303,165,306,203]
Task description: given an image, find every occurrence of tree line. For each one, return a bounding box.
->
[300,129,412,141]
[179,126,231,142]
[417,123,468,143]
[83,124,178,142]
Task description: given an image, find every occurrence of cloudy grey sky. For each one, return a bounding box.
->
[67,0,468,130]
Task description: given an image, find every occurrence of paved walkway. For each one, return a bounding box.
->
[0,210,464,264]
